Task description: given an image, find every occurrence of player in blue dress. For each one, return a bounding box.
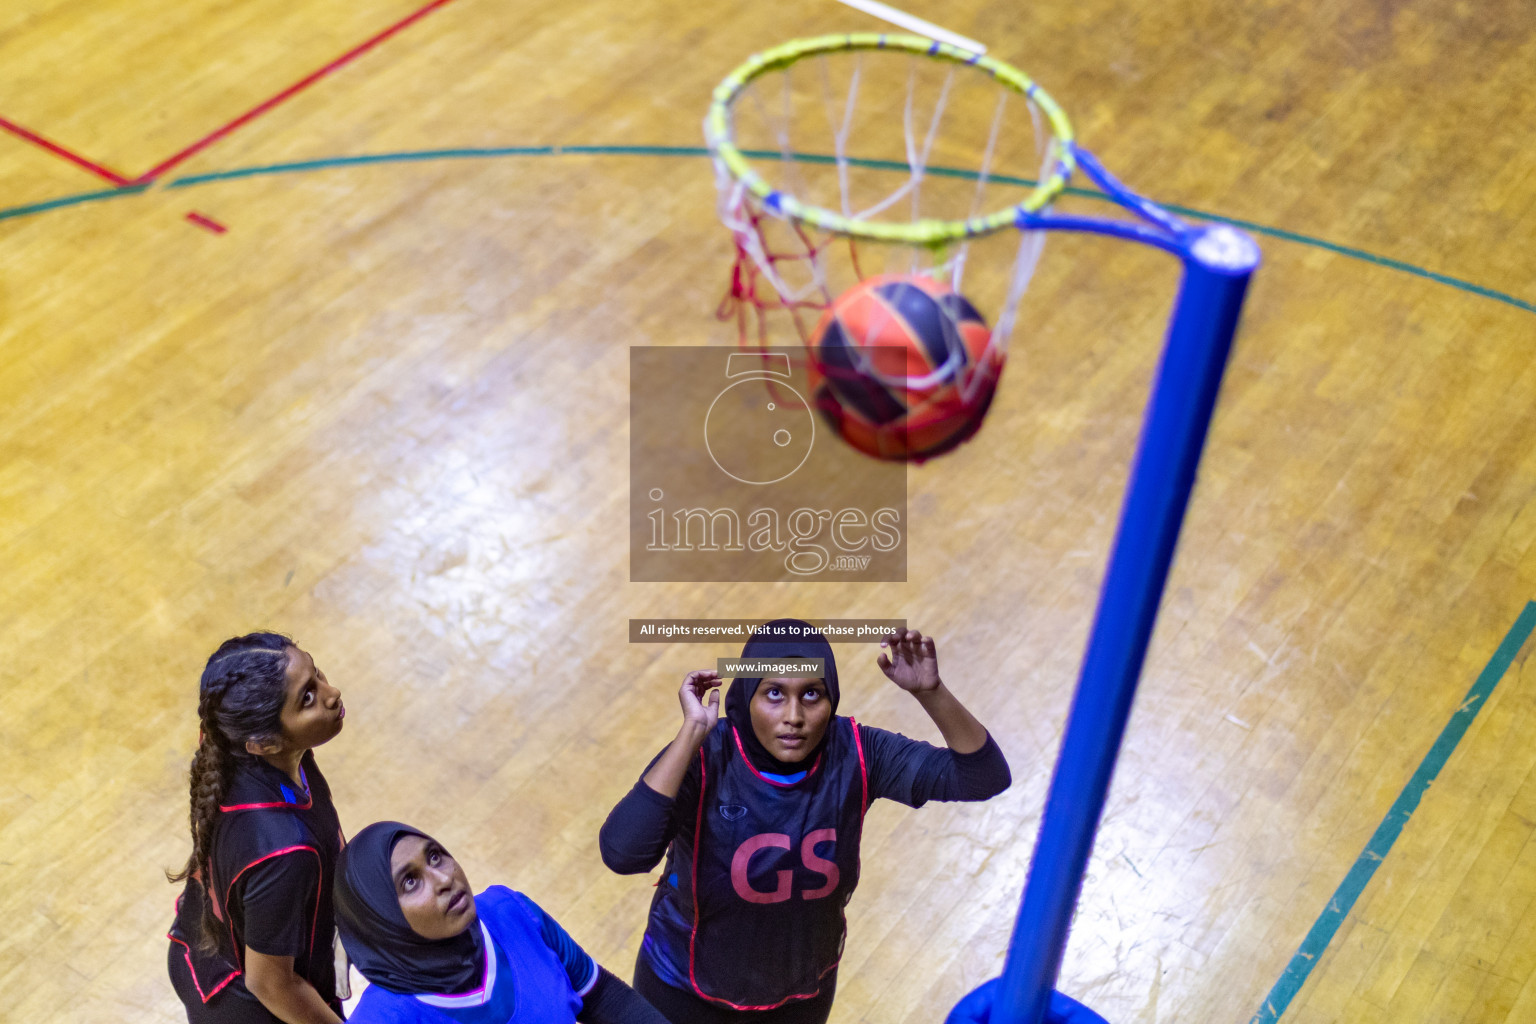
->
[335,821,669,1024]
[599,620,1012,1024]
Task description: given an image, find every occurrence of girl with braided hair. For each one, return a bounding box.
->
[166,632,348,1024]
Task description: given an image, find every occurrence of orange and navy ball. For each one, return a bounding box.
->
[805,274,1003,462]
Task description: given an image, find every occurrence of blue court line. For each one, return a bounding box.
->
[1250,600,1536,1024]
[0,144,1532,316]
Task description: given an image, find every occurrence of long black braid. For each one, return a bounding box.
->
[167,632,292,952]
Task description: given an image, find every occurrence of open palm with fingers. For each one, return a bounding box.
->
[877,629,941,693]
[678,669,721,731]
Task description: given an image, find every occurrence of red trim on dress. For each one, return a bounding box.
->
[219,766,313,812]
[686,742,835,1011]
[729,726,823,786]
[167,931,242,1003]
[218,799,311,811]
[687,748,708,1005]
[167,894,243,1004]
[693,959,841,1012]
[850,718,868,814]
[850,718,869,946]
[684,721,867,1012]
[174,764,331,1006]
[221,845,323,972]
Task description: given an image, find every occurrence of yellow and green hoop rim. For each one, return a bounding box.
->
[706,33,1077,247]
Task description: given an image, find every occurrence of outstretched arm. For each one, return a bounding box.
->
[879,629,989,754]
[865,629,1011,806]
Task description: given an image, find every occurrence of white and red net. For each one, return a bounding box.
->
[707,39,1063,408]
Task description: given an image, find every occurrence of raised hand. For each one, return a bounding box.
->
[877,628,941,693]
[678,669,722,733]
[643,670,722,800]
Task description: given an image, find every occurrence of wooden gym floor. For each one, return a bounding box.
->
[1,0,1534,1021]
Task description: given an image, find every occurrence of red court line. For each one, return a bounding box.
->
[130,0,463,185]
[185,211,228,233]
[0,116,130,185]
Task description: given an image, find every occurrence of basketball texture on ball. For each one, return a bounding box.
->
[806,274,1003,462]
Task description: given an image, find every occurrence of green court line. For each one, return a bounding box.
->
[1250,600,1536,1024]
[1148,204,1536,315]
[0,184,148,222]
[0,144,1531,315]
[165,147,558,186]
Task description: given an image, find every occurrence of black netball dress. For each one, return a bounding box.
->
[666,716,867,1010]
[168,751,344,1023]
[605,713,1012,1017]
[601,621,1012,1022]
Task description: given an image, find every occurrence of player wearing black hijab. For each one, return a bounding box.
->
[166,633,348,1024]
[600,621,1011,1024]
[334,821,669,1024]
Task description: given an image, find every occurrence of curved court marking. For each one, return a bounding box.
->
[3,138,1532,1019]
[0,144,1532,317]
[1251,600,1536,1024]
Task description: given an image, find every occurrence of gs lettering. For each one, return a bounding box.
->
[729,830,839,904]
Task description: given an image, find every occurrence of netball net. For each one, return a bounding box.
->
[706,35,1073,403]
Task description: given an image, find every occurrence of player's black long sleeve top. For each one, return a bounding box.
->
[580,967,671,1024]
[599,724,1010,874]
